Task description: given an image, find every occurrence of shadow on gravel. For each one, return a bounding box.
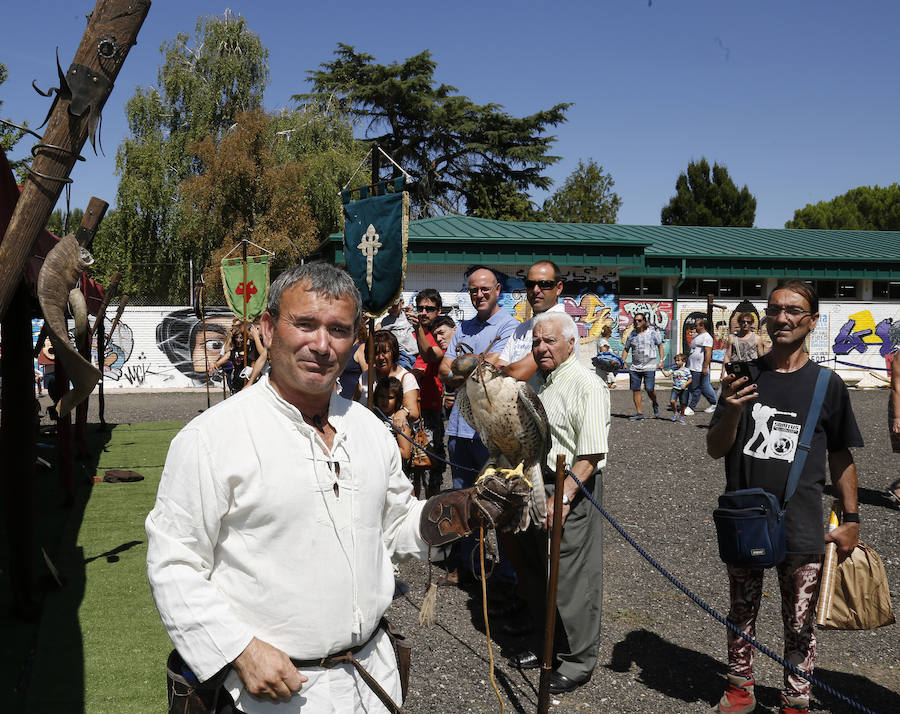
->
[812,667,899,713]
[826,483,899,511]
[606,629,783,710]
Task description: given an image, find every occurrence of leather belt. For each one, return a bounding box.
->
[289,618,403,714]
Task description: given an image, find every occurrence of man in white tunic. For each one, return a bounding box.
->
[147,263,520,713]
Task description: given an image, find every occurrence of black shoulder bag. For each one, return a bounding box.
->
[713,367,830,569]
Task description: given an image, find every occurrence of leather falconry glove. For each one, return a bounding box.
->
[420,471,532,547]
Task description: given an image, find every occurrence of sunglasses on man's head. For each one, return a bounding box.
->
[416,305,439,313]
[524,279,558,290]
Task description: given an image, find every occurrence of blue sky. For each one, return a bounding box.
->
[2,1,899,228]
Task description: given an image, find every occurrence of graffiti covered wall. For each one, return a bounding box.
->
[25,270,900,392]
[677,300,899,378]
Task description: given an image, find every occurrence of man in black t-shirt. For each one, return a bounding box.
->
[707,280,862,714]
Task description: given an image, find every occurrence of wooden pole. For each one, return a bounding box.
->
[96,316,107,428]
[537,455,567,713]
[89,270,120,429]
[106,295,128,339]
[199,285,211,409]
[72,198,109,457]
[242,240,248,386]
[365,145,380,410]
[0,0,151,320]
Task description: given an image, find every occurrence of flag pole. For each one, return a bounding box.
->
[365,145,380,410]
[242,239,249,387]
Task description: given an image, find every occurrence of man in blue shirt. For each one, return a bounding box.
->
[439,266,517,583]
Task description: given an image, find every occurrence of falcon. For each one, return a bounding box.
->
[449,350,550,531]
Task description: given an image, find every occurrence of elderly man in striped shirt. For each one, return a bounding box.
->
[507,310,611,694]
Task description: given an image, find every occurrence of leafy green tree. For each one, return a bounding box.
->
[543,158,621,223]
[180,110,320,301]
[94,11,270,302]
[269,105,367,244]
[46,207,84,236]
[785,184,900,230]
[463,173,543,221]
[0,62,28,181]
[661,158,755,227]
[296,44,570,218]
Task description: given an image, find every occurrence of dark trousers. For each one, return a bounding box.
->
[515,472,604,682]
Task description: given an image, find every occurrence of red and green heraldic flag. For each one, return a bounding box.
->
[221,255,270,320]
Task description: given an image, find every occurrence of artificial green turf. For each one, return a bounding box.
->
[6,421,183,713]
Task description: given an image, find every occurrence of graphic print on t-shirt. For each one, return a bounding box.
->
[742,402,799,461]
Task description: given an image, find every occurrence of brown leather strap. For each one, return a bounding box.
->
[329,652,403,714]
[289,621,404,714]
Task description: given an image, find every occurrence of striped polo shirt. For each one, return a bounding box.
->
[537,353,611,473]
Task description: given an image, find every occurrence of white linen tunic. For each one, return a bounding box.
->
[146,376,429,712]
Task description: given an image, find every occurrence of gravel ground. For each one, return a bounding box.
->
[58,387,899,713]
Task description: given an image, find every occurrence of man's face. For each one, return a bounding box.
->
[260,283,357,402]
[765,289,818,348]
[525,264,562,314]
[432,324,454,351]
[415,298,440,328]
[468,269,500,317]
[632,314,648,332]
[532,320,574,373]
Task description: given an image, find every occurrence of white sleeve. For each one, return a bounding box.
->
[377,421,430,560]
[145,428,254,681]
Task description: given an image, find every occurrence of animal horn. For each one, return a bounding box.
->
[37,233,101,418]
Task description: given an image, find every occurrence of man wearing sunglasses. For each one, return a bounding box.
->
[497,260,566,385]
[621,312,664,420]
[707,280,862,714]
[409,289,447,497]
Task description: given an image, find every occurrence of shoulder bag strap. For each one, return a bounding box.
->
[783,366,831,505]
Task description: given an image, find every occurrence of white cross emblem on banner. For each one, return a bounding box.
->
[357,224,382,289]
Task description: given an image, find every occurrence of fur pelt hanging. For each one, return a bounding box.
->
[37,233,101,417]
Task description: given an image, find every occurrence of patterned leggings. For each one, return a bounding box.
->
[726,554,824,700]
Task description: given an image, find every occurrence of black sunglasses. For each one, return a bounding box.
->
[416,305,439,313]
[524,279,558,290]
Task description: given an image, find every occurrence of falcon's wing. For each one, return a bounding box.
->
[456,382,475,433]
[516,381,550,466]
[515,381,550,530]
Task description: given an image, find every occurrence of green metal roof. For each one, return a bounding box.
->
[330,216,900,278]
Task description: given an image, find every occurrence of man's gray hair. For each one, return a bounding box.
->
[533,310,580,357]
[267,262,362,325]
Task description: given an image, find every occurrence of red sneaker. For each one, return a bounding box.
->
[715,674,756,713]
[779,694,809,713]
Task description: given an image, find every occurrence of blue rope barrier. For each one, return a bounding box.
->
[373,406,479,473]
[374,403,879,711]
[566,470,878,714]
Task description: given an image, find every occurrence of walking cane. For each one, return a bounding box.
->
[537,455,567,713]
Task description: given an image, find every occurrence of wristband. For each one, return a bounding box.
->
[842,512,859,523]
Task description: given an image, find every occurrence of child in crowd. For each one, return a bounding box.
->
[593,324,619,388]
[662,353,692,423]
[373,375,418,482]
